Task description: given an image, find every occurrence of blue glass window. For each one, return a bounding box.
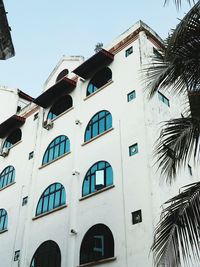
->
[47,95,73,121]
[3,128,22,149]
[36,183,66,216]
[127,90,136,102]
[0,166,15,189]
[0,209,8,231]
[125,46,133,57]
[84,111,112,142]
[158,91,170,107]
[42,135,70,165]
[82,161,113,197]
[129,143,138,156]
[80,224,114,265]
[86,68,112,96]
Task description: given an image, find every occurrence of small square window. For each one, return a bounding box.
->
[127,90,136,102]
[132,210,142,225]
[14,250,20,261]
[34,113,39,120]
[129,143,138,156]
[22,196,28,206]
[29,151,34,160]
[125,46,133,57]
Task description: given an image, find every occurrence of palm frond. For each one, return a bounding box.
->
[152,182,200,267]
[155,117,200,183]
[164,0,195,10]
[145,1,200,98]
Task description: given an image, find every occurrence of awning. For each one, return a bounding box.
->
[0,115,26,138]
[73,49,114,79]
[188,91,200,118]
[34,77,76,108]
[18,89,34,102]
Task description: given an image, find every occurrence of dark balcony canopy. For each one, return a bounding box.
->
[0,115,26,138]
[73,49,114,79]
[34,77,76,108]
[188,91,200,118]
[18,89,34,102]
[0,0,15,60]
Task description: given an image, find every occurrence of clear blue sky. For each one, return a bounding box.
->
[0,0,191,97]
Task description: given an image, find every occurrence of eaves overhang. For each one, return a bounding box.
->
[18,89,34,102]
[0,115,26,138]
[33,77,76,108]
[72,49,114,80]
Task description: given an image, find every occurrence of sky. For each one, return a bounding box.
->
[0,0,192,97]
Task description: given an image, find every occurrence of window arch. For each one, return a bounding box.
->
[30,240,61,267]
[0,209,8,231]
[3,128,22,149]
[82,161,113,197]
[84,110,112,142]
[47,95,73,121]
[36,183,66,216]
[86,67,112,96]
[56,69,69,83]
[0,166,15,189]
[80,224,114,265]
[42,135,70,165]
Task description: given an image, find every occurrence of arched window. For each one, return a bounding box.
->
[56,69,69,83]
[3,128,22,149]
[82,161,113,197]
[36,183,66,216]
[84,110,112,142]
[0,209,8,231]
[0,166,15,189]
[47,95,73,121]
[80,224,114,265]
[86,67,112,96]
[30,240,61,267]
[42,135,70,165]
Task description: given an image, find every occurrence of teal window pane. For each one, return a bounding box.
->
[50,184,56,193]
[37,200,42,215]
[65,139,70,152]
[43,196,48,213]
[93,122,98,137]
[61,189,66,204]
[127,90,136,102]
[129,143,138,156]
[91,174,96,193]
[49,194,54,211]
[54,145,59,159]
[60,142,65,155]
[83,179,90,196]
[54,191,61,207]
[49,148,54,161]
[85,130,91,142]
[106,167,113,186]
[106,114,112,129]
[99,119,105,133]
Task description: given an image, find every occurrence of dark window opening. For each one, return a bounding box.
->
[30,240,61,267]
[22,196,28,206]
[132,210,142,225]
[125,46,133,57]
[0,209,8,231]
[34,113,39,120]
[80,224,114,265]
[86,67,112,96]
[56,69,69,83]
[17,106,21,113]
[29,151,34,160]
[47,95,73,121]
[3,128,22,149]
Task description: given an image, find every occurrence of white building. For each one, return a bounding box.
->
[0,21,195,267]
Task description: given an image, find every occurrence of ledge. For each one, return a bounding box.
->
[50,107,74,122]
[84,80,113,101]
[82,128,114,147]
[79,185,115,201]
[32,204,67,220]
[0,181,16,192]
[0,229,8,234]
[78,257,116,267]
[39,152,71,169]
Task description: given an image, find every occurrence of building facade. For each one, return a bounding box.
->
[0,21,195,267]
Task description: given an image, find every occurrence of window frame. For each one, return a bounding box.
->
[0,209,8,232]
[125,46,133,57]
[82,161,113,197]
[127,90,136,102]
[158,91,170,107]
[0,166,15,190]
[84,110,112,142]
[42,135,70,165]
[35,183,66,216]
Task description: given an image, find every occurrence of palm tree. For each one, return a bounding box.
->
[145,1,200,266]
